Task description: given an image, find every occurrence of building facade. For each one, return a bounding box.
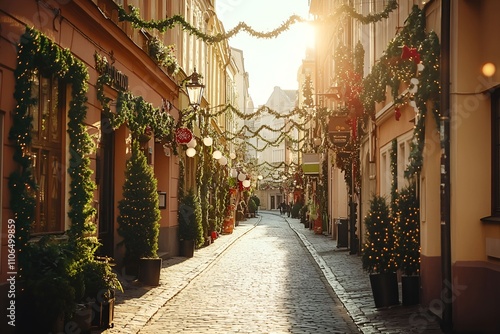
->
[309,0,500,331]
[0,1,234,331]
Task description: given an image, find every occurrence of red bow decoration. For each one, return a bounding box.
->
[401,46,421,64]
[394,107,401,121]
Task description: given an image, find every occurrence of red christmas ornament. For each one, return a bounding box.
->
[175,127,193,144]
[394,107,401,121]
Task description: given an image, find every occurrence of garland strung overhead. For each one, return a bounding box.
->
[118,0,398,44]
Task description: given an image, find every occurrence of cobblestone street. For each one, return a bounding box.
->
[104,211,442,334]
[137,213,360,334]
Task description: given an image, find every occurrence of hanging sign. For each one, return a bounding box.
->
[175,128,193,144]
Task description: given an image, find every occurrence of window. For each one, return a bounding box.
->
[29,71,64,234]
[380,144,391,198]
[397,132,412,190]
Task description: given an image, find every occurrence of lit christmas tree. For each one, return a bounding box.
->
[396,184,420,276]
[118,140,160,266]
[362,195,397,274]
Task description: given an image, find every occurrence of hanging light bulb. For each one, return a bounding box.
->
[212,150,222,159]
[203,137,213,146]
[242,179,251,188]
[230,168,238,178]
[218,156,228,165]
[229,152,236,159]
[238,173,246,181]
[187,138,197,148]
[186,147,196,157]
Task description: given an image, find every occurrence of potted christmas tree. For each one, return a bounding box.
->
[396,183,420,306]
[178,188,203,257]
[362,195,399,308]
[117,140,162,286]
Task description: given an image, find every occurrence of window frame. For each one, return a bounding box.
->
[30,72,65,235]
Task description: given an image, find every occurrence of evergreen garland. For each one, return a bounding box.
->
[95,52,176,145]
[118,1,398,44]
[390,139,398,214]
[117,140,161,263]
[360,5,441,176]
[9,27,97,271]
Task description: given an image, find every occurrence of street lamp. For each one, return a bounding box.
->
[185,67,205,109]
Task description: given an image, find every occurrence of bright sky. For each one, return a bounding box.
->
[217,0,312,107]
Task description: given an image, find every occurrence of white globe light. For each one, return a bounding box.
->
[218,156,228,165]
[186,147,196,157]
[212,150,222,160]
[258,175,263,180]
[242,180,251,188]
[229,152,236,159]
[238,173,246,181]
[203,137,213,146]
[230,169,238,178]
[186,138,197,148]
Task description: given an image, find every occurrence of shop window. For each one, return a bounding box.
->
[29,71,64,234]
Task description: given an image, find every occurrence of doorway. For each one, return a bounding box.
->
[97,121,115,257]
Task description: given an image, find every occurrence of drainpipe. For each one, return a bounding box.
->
[440,0,452,332]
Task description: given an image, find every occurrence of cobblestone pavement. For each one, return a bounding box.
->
[102,211,443,334]
[285,214,442,334]
[138,212,360,334]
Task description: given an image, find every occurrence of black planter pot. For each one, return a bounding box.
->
[402,275,420,306]
[180,239,195,258]
[369,272,400,308]
[138,257,162,286]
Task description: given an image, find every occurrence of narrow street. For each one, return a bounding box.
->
[138,212,360,334]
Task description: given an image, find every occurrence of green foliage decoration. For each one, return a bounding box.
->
[9,27,98,277]
[118,1,398,43]
[390,139,398,213]
[117,140,161,263]
[146,36,179,74]
[95,52,176,149]
[359,5,441,176]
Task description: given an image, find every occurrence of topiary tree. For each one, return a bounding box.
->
[178,188,204,248]
[117,140,160,266]
[362,195,397,274]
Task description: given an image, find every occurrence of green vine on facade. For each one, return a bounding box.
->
[390,139,398,213]
[9,27,97,268]
[360,5,441,176]
[118,1,398,44]
[95,56,177,147]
